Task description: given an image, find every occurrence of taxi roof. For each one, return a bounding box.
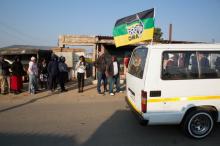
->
[146,43,220,50]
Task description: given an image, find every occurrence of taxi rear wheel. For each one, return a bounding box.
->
[182,109,214,139]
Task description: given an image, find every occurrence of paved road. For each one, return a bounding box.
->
[0,84,220,146]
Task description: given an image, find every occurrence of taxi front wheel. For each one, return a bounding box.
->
[182,109,214,139]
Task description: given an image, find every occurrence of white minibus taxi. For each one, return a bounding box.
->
[126,44,220,139]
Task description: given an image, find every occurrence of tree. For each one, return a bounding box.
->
[153,27,163,41]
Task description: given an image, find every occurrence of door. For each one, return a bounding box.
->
[126,46,148,113]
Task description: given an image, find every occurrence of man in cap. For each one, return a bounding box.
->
[28,56,38,94]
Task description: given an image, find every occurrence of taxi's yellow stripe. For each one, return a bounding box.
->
[126,96,142,114]
[188,96,220,101]
[148,96,220,103]
[148,97,180,103]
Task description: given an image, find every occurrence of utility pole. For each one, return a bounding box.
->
[169,24,172,43]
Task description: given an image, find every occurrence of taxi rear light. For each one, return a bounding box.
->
[141,90,147,113]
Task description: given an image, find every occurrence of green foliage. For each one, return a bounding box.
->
[154,27,163,41]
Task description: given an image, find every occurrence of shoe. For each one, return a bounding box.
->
[14,91,20,95]
[116,90,123,93]
[61,89,68,92]
[110,93,114,96]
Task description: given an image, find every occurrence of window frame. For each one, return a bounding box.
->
[128,46,148,79]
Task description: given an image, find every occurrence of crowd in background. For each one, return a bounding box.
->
[0,54,69,95]
[0,53,127,96]
[27,54,69,94]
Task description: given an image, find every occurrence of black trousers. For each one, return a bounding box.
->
[48,75,57,91]
[77,73,85,90]
[59,72,66,91]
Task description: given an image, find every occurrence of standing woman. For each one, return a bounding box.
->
[39,58,48,90]
[75,56,86,93]
[11,56,25,94]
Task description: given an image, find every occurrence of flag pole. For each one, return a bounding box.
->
[150,7,155,45]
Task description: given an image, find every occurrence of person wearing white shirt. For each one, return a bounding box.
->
[75,56,86,92]
[106,56,121,96]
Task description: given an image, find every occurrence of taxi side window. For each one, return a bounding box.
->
[162,52,190,80]
[162,51,220,80]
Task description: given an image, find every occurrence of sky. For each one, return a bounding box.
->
[0,0,220,48]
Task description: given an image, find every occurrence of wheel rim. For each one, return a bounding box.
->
[188,112,213,138]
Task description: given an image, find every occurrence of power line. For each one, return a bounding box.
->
[0,27,28,42]
[0,21,50,44]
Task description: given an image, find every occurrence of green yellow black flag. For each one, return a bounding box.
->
[113,8,155,47]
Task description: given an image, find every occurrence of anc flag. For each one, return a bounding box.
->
[113,8,155,47]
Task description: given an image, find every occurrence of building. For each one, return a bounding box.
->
[52,47,86,80]
[0,45,52,69]
[58,35,202,79]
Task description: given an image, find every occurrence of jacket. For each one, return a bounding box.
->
[11,61,24,76]
[106,61,120,77]
[58,62,68,72]
[93,54,107,73]
[0,60,10,76]
[47,60,59,76]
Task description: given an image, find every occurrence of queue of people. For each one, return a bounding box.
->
[0,54,69,95]
[28,55,69,94]
[0,53,124,96]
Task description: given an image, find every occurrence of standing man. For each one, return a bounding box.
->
[28,56,38,94]
[94,52,107,94]
[0,56,10,94]
[58,56,68,92]
[106,56,121,96]
[47,54,59,92]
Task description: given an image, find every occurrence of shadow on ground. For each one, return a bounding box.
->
[82,110,220,146]
[0,92,58,113]
[0,133,77,146]
[0,78,94,113]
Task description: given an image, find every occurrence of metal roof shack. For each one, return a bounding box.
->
[0,45,52,55]
[0,45,53,63]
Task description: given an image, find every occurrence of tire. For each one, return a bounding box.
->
[182,109,214,139]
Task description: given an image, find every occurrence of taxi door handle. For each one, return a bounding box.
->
[150,91,161,97]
